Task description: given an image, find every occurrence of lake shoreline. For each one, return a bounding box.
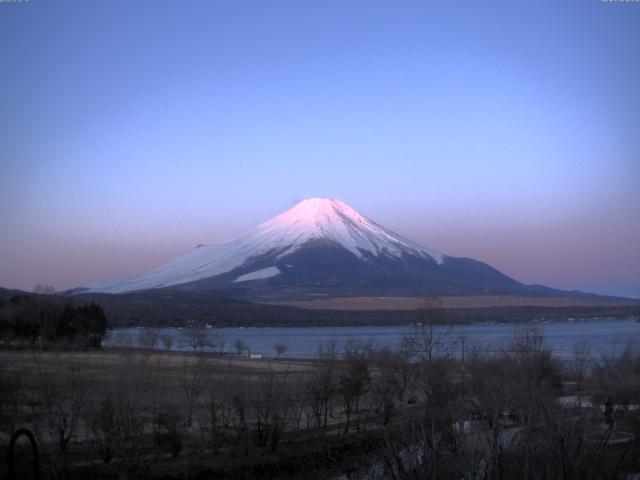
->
[104,317,640,360]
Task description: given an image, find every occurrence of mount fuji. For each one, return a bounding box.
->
[77,198,568,299]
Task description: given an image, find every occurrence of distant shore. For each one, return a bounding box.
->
[261,294,640,311]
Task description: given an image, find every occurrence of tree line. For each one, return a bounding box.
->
[0,294,108,349]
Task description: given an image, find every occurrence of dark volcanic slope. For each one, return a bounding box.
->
[171,241,568,300]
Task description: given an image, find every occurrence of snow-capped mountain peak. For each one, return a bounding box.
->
[81,198,444,294]
[249,197,443,262]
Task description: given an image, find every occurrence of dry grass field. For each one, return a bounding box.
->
[263,295,640,311]
[0,349,317,422]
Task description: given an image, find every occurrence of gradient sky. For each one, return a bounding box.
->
[1,0,639,297]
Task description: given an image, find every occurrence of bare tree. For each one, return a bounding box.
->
[138,327,160,350]
[592,340,640,408]
[31,352,88,480]
[88,392,118,464]
[306,340,338,428]
[306,362,333,429]
[0,356,22,440]
[152,403,184,458]
[210,332,226,354]
[202,374,234,454]
[160,333,174,351]
[252,369,290,451]
[234,339,248,356]
[179,356,206,427]
[489,326,563,433]
[403,296,450,363]
[229,377,251,456]
[273,342,287,359]
[181,326,210,353]
[107,344,156,474]
[370,348,403,425]
[339,342,371,433]
[569,340,591,391]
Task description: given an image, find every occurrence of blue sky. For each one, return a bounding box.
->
[1,0,639,297]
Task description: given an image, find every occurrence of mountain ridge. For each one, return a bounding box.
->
[75,198,598,300]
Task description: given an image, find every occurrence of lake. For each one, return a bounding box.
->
[103,318,640,360]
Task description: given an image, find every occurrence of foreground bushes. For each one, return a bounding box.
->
[1,326,640,479]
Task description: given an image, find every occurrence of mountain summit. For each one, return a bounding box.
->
[80,198,559,298]
[240,198,443,264]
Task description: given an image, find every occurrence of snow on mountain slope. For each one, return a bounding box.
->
[232,266,281,283]
[252,198,443,263]
[82,198,445,294]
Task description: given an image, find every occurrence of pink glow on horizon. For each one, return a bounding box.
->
[2,197,638,298]
[1,1,638,297]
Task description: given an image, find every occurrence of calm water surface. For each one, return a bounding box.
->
[104,318,640,360]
